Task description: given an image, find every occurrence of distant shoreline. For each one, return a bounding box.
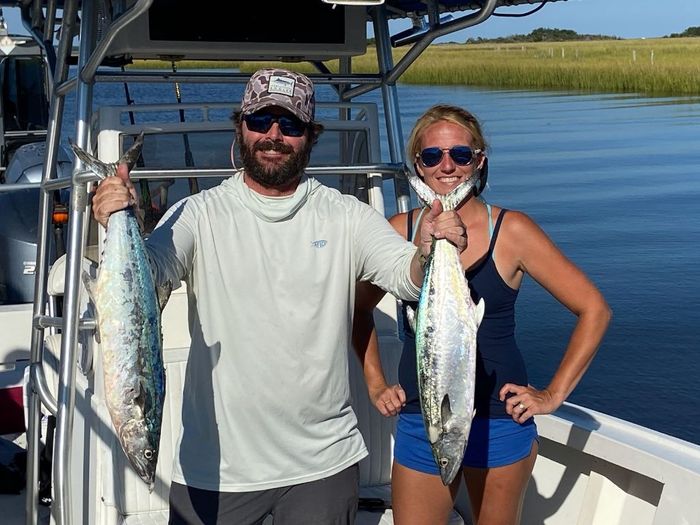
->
[127,37,700,97]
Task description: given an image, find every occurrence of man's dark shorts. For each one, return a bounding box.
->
[169,464,359,525]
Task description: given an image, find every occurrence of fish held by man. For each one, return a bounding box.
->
[406,171,485,485]
[71,134,169,490]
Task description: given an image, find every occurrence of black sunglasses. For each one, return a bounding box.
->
[243,112,307,137]
[417,145,481,168]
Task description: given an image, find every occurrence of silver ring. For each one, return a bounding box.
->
[518,403,525,410]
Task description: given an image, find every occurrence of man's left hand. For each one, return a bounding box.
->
[419,199,468,255]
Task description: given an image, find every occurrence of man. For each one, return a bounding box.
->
[92,68,466,524]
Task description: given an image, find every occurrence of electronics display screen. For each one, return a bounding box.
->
[149,1,348,45]
[105,1,366,60]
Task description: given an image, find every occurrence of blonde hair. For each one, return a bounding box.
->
[406,104,488,162]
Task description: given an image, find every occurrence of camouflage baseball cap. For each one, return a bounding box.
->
[240,68,315,123]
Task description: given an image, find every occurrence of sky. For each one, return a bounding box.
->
[1,1,697,41]
[391,0,699,41]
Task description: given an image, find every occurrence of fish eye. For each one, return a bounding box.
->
[439,458,449,467]
[144,449,153,459]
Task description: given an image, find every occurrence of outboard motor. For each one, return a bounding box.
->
[0,142,72,304]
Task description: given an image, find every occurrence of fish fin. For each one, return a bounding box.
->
[81,270,96,303]
[134,207,146,233]
[475,298,486,326]
[120,132,145,171]
[427,424,440,444]
[407,173,437,206]
[136,377,151,418]
[156,280,173,313]
[82,271,101,343]
[405,304,417,334]
[440,394,452,430]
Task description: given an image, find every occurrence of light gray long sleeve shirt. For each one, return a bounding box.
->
[145,172,419,491]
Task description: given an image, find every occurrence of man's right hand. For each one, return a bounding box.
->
[92,164,138,228]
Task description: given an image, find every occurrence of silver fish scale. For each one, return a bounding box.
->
[416,232,478,447]
[74,136,166,489]
[408,172,485,485]
[97,208,165,453]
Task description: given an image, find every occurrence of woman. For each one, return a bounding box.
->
[353,104,611,525]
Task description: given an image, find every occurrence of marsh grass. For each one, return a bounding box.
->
[399,38,700,95]
[129,38,700,96]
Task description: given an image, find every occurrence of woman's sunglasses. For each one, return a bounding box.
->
[243,112,307,137]
[417,145,481,168]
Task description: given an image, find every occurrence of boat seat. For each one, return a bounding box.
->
[36,254,98,405]
[46,253,99,298]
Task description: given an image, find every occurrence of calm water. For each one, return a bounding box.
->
[77,79,700,445]
[374,86,700,445]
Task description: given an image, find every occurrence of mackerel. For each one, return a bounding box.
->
[72,134,169,490]
[406,172,485,485]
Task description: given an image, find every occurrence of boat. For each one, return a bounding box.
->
[1,1,699,524]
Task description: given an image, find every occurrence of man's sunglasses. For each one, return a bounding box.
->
[417,145,481,168]
[243,112,307,137]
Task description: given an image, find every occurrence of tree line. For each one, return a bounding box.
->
[368,26,700,46]
[463,26,700,44]
[464,28,617,44]
[666,27,700,38]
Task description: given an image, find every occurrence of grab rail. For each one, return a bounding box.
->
[25,0,81,522]
[79,0,154,84]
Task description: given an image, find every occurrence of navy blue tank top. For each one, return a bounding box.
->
[398,208,527,418]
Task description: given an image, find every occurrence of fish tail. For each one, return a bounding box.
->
[407,173,437,206]
[69,132,144,178]
[69,140,112,179]
[408,170,479,210]
[442,175,478,210]
[119,132,145,171]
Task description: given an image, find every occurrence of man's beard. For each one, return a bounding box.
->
[240,139,311,188]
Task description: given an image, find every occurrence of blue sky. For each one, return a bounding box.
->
[394,0,699,41]
[2,1,697,41]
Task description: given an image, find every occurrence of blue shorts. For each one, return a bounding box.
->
[394,413,538,472]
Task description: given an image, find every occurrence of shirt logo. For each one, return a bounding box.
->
[311,240,327,248]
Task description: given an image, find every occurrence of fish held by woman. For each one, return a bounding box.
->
[71,134,170,490]
[406,171,485,485]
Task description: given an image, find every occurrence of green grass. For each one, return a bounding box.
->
[400,38,700,96]
[127,37,700,96]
